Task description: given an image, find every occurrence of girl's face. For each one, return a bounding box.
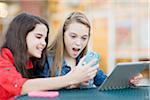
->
[26,23,47,58]
[64,22,89,58]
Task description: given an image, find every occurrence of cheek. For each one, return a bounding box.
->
[28,41,35,48]
[79,41,88,53]
[64,37,72,48]
[82,40,88,48]
[26,37,36,47]
[26,41,32,51]
[65,41,71,51]
[27,41,39,53]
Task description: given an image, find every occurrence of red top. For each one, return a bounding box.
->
[0,48,33,99]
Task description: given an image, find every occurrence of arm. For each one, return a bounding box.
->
[0,54,97,96]
[21,75,73,94]
[76,69,107,88]
[21,58,98,94]
[94,69,107,86]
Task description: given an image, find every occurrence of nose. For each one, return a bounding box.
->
[41,39,46,47]
[75,38,82,46]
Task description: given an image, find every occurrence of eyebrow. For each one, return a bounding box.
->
[36,33,42,35]
[70,32,89,36]
[35,33,47,38]
[82,35,88,37]
[69,32,77,35]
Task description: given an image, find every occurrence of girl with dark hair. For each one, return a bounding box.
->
[36,11,143,89]
[0,13,98,99]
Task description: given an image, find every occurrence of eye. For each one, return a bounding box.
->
[81,37,88,41]
[36,36,42,39]
[70,34,77,39]
[36,34,42,39]
[71,35,76,38]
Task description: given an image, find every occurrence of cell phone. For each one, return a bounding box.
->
[83,51,100,67]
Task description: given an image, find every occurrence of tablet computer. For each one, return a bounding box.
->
[98,62,149,91]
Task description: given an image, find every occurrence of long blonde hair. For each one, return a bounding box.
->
[48,12,91,76]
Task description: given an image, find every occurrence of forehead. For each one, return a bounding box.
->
[29,23,47,36]
[66,22,89,36]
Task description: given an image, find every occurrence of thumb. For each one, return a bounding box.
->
[78,56,86,67]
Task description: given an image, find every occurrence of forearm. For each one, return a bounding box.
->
[21,75,72,94]
[21,59,99,94]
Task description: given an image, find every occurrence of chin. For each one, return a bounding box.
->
[35,55,41,58]
[70,52,79,58]
[72,55,78,59]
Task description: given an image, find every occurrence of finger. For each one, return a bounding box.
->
[78,56,86,66]
[89,65,98,72]
[84,59,97,68]
[130,79,140,85]
[131,81,139,86]
[81,81,89,86]
[131,79,140,82]
[84,71,96,81]
[87,69,97,79]
[82,83,89,86]
[133,74,143,80]
[93,64,99,69]
[138,73,143,79]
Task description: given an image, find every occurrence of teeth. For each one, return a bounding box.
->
[38,48,43,52]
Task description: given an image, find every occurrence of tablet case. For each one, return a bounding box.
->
[99,62,149,91]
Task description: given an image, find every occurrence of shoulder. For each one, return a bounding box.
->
[46,53,54,63]
[0,48,14,64]
[0,48,18,72]
[47,53,54,60]
[45,53,54,68]
[0,48,27,96]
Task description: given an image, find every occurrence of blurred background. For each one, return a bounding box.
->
[0,0,149,78]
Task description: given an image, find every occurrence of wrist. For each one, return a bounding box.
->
[64,74,78,86]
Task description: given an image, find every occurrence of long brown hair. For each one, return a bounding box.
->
[48,12,91,76]
[1,13,49,78]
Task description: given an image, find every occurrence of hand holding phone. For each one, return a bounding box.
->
[83,51,100,67]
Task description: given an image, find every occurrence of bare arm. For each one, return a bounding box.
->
[21,58,97,94]
[21,75,72,94]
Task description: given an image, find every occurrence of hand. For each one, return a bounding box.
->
[129,73,143,86]
[81,81,89,86]
[66,84,80,89]
[66,56,98,85]
[66,81,90,89]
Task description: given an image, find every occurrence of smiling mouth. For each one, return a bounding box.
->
[37,46,44,52]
